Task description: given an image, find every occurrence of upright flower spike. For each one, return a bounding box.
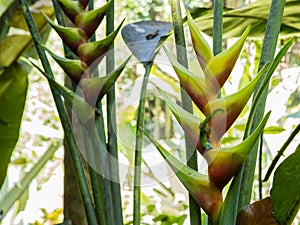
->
[77,19,124,66]
[44,47,89,83]
[56,0,84,23]
[204,24,252,94]
[163,46,215,113]
[143,130,223,223]
[186,10,213,70]
[204,63,269,141]
[75,0,112,38]
[43,13,88,53]
[79,56,131,105]
[205,112,270,190]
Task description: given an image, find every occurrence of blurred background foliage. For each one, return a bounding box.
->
[0,0,299,224]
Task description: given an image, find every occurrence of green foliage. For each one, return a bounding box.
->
[271,145,300,225]
[0,61,29,188]
[191,0,300,38]
[0,1,54,68]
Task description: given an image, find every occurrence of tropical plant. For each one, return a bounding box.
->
[0,0,299,224]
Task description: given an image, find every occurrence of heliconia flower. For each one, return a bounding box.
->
[187,11,252,95]
[56,0,84,23]
[43,13,88,53]
[203,63,269,141]
[77,19,124,66]
[204,112,270,190]
[163,46,215,113]
[143,129,223,223]
[79,56,131,105]
[75,0,112,38]
[44,47,89,83]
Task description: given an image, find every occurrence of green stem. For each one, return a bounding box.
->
[81,126,107,225]
[170,0,201,224]
[85,117,115,225]
[86,1,116,224]
[133,62,152,225]
[258,133,263,199]
[219,0,286,224]
[263,123,300,181]
[105,1,124,224]
[238,0,286,210]
[19,0,99,224]
[213,0,223,56]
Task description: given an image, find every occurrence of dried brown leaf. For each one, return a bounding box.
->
[236,197,278,225]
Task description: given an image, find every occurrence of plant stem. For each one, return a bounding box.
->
[263,123,300,181]
[218,0,286,224]
[133,62,152,225]
[19,1,99,224]
[213,0,223,56]
[85,117,116,225]
[170,0,201,224]
[258,133,263,199]
[238,0,286,210]
[86,2,116,224]
[81,125,107,225]
[105,1,124,224]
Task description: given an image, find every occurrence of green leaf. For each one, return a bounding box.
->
[79,56,131,105]
[191,0,300,38]
[271,145,300,225]
[264,126,285,134]
[0,61,29,188]
[0,5,54,67]
[0,141,62,218]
